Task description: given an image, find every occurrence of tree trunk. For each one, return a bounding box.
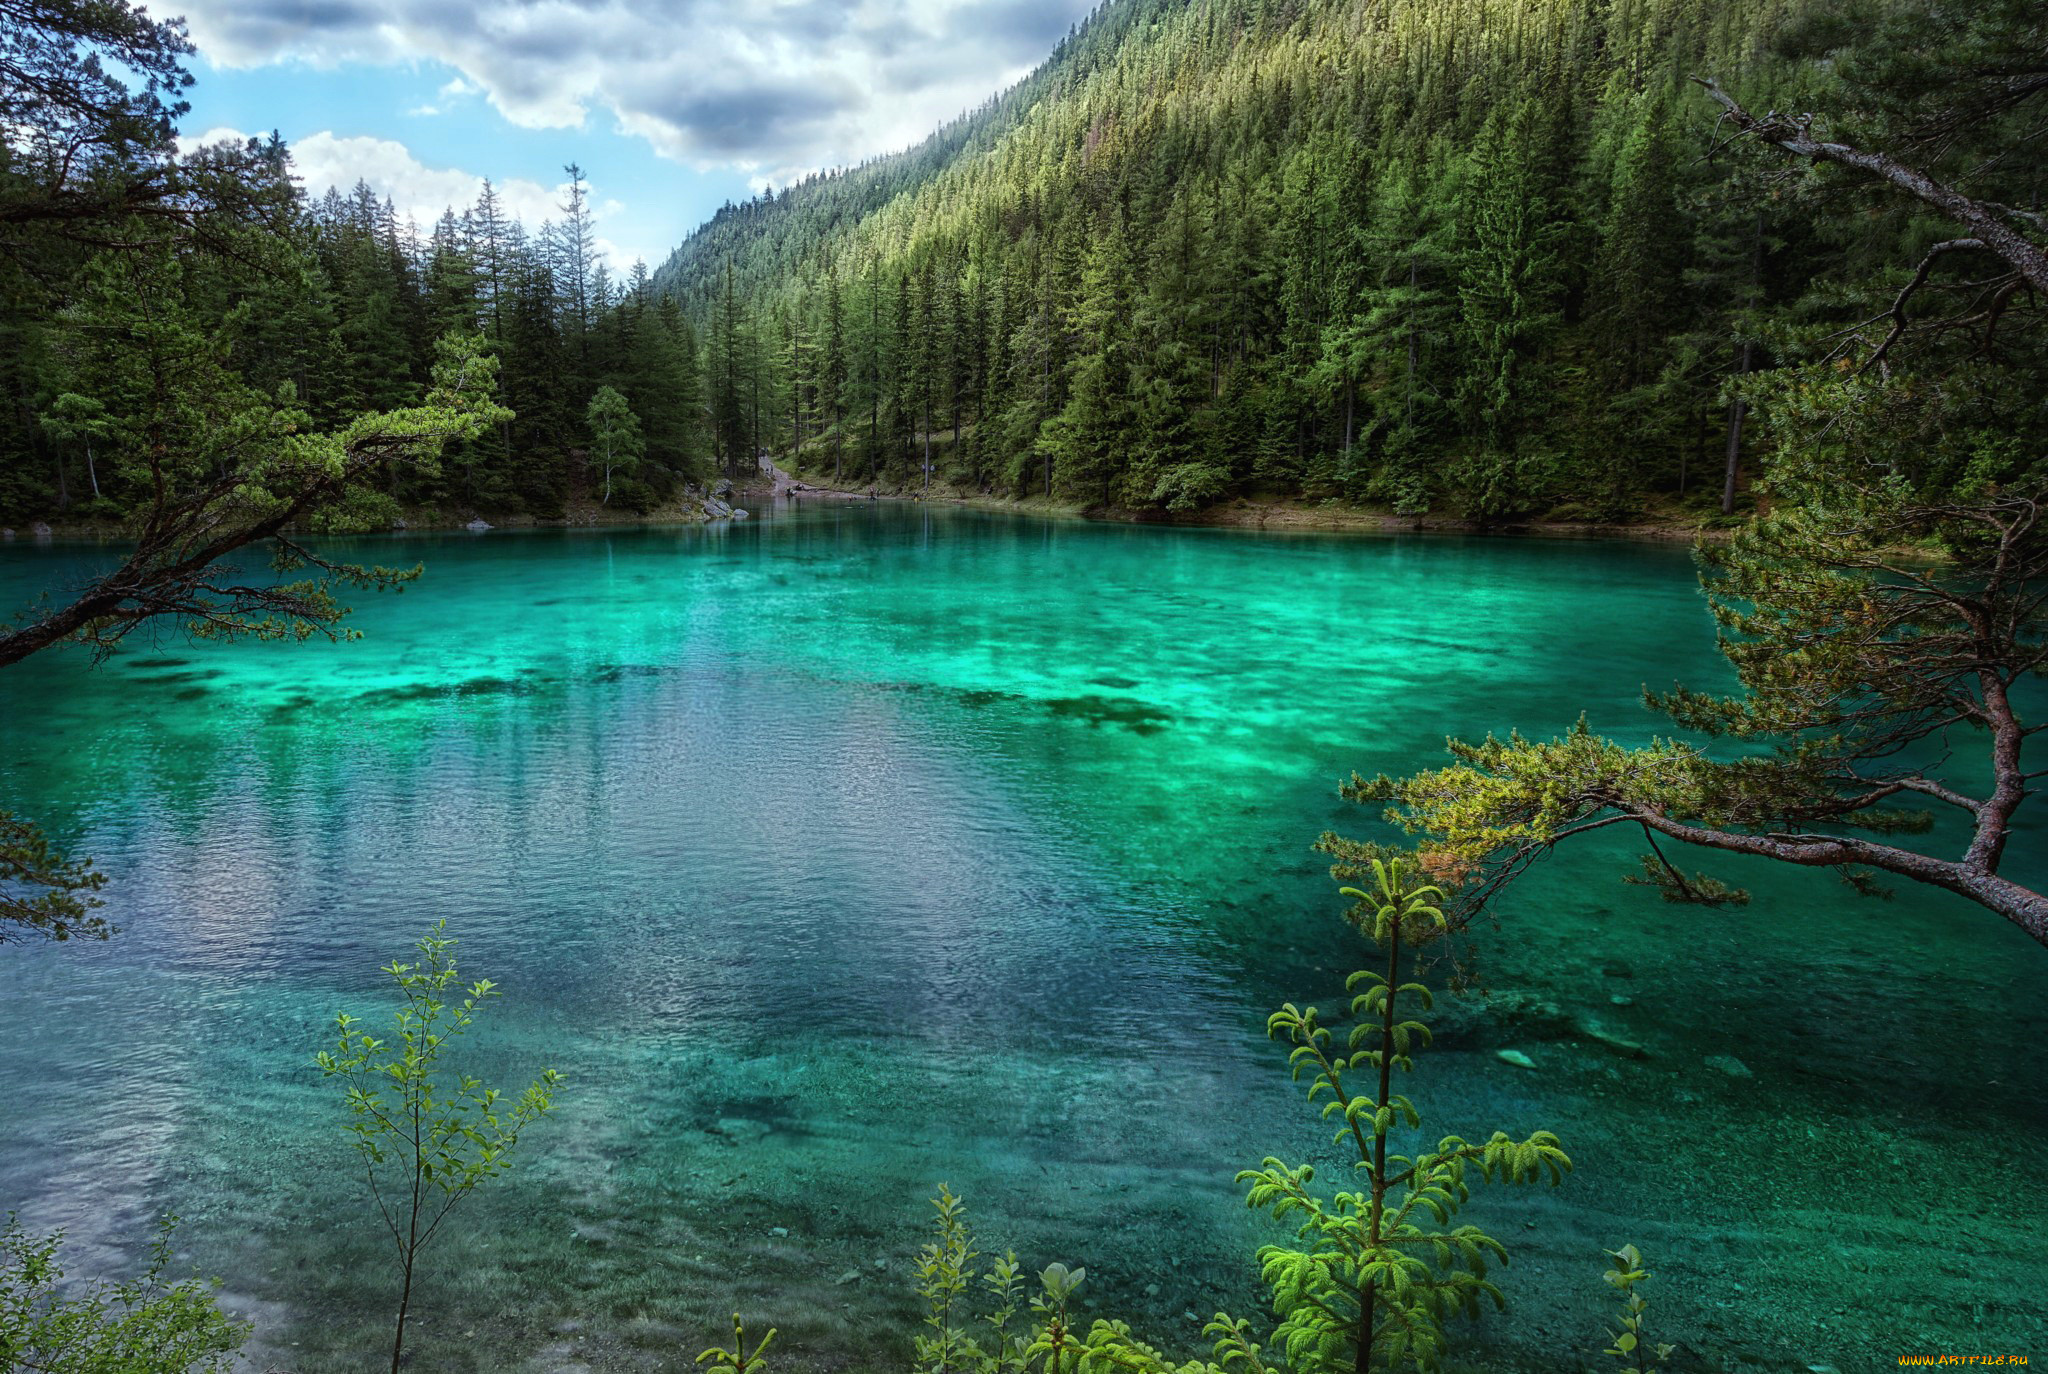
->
[1721,340,1750,516]
[1405,257,1419,432]
[389,1258,415,1374]
[1358,914,1402,1372]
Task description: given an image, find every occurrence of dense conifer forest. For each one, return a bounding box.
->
[4,0,2039,528]
[653,0,2030,519]
[1,156,709,524]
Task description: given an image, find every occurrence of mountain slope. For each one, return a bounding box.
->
[652,0,1883,519]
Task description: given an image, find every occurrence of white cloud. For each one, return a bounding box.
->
[175,0,1096,178]
[180,126,644,269]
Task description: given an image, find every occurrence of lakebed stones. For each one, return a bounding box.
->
[1434,987,1651,1062]
[1496,1048,1537,1069]
[1577,1018,1649,1060]
[1705,1054,1754,1079]
[708,1116,772,1144]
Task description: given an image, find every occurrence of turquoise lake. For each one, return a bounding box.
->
[0,503,2041,1371]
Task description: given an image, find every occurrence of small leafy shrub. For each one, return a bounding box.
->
[1601,1245,1673,1374]
[1241,859,1571,1371]
[316,921,564,1374]
[698,1314,776,1373]
[0,1214,246,1372]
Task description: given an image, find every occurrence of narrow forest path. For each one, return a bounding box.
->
[755,454,874,501]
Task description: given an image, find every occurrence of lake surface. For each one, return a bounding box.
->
[0,503,2041,1372]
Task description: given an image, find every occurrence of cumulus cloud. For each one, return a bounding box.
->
[177,0,1096,179]
[181,125,644,268]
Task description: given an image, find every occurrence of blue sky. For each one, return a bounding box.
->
[172,1,1100,272]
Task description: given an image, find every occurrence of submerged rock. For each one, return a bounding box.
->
[1496,1048,1537,1069]
[731,508,750,520]
[1579,1019,1649,1060]
[709,1116,771,1143]
[1705,1054,1753,1078]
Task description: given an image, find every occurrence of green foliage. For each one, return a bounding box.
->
[585,384,645,504]
[0,1215,246,1373]
[315,921,563,1374]
[1600,1246,1673,1374]
[915,1184,981,1373]
[1241,860,1570,1372]
[0,809,108,943]
[697,1314,776,1374]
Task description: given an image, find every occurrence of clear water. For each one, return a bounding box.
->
[0,504,2041,1373]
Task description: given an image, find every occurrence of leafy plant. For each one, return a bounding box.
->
[1241,857,1572,1371]
[915,1184,983,1373]
[586,385,646,505]
[0,1214,246,1372]
[698,1314,776,1374]
[979,1248,1031,1373]
[315,921,563,1374]
[1601,1245,1673,1374]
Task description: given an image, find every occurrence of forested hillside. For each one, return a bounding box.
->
[2,0,2038,528]
[650,0,1961,519]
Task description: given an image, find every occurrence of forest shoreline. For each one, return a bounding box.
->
[764,461,1736,544]
[4,486,1735,547]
